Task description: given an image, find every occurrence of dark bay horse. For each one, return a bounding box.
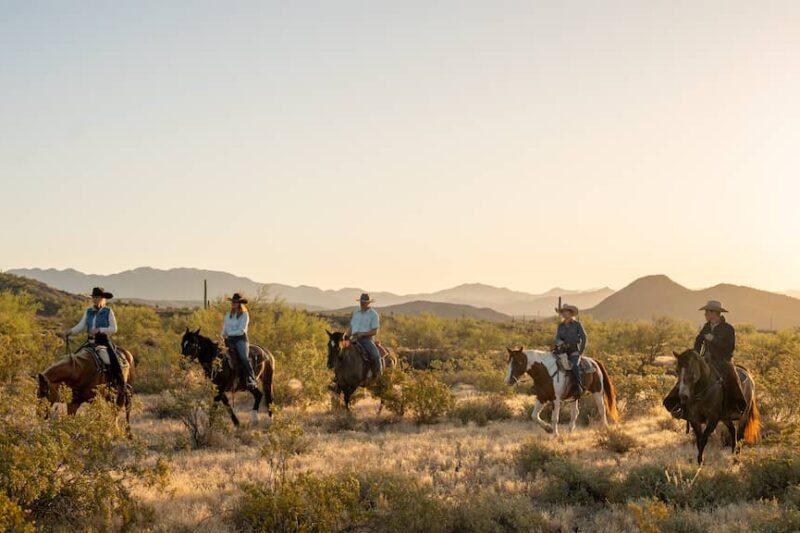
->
[181,328,274,425]
[672,349,761,464]
[37,342,134,430]
[505,347,618,435]
[326,330,397,410]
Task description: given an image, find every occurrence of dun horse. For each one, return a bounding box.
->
[36,342,134,430]
[326,330,397,410]
[180,328,274,425]
[672,349,761,464]
[505,347,618,435]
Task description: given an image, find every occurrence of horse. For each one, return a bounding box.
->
[325,330,397,410]
[36,342,134,431]
[672,349,761,464]
[505,346,618,435]
[180,328,274,426]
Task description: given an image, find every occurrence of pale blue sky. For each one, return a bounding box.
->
[1,1,798,294]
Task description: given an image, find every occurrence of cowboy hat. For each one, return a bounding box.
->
[357,293,375,303]
[90,287,113,299]
[699,300,728,313]
[228,293,248,304]
[560,304,579,315]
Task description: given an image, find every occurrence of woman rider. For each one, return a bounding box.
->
[63,287,125,387]
[221,293,257,389]
[554,304,588,394]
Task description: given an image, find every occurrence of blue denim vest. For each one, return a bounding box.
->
[85,306,111,333]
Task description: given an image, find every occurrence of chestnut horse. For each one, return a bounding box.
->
[36,343,134,429]
[672,349,761,464]
[180,328,275,426]
[505,347,618,435]
[326,330,397,410]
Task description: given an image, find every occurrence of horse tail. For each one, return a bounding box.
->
[597,360,619,423]
[262,351,275,414]
[743,393,761,445]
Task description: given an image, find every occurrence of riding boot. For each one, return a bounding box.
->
[570,365,584,396]
[718,360,747,419]
[663,383,683,418]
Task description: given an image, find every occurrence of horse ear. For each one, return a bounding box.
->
[195,328,201,335]
[326,329,332,337]
[506,346,513,354]
[185,326,190,333]
[517,345,524,351]
[37,373,48,386]
[673,350,680,358]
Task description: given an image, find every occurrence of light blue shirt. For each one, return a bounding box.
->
[222,311,249,337]
[350,307,380,334]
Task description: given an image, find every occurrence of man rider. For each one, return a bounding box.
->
[64,287,126,389]
[347,293,382,379]
[554,304,587,395]
[664,300,747,419]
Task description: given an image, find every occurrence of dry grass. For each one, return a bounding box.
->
[126,390,784,532]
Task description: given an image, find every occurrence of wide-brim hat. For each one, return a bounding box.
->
[699,300,728,313]
[228,293,248,304]
[90,287,113,299]
[560,304,579,315]
[357,293,375,303]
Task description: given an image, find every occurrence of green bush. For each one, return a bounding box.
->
[539,457,614,504]
[598,428,640,454]
[744,452,800,501]
[171,367,230,448]
[514,441,564,477]
[449,492,553,533]
[371,363,410,418]
[614,463,680,503]
[451,395,512,426]
[403,371,454,424]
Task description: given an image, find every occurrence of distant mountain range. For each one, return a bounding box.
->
[8,267,610,316]
[323,300,511,322]
[785,291,800,300]
[0,272,83,316]
[587,275,800,330]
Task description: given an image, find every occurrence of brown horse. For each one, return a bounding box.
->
[180,328,275,425]
[505,347,618,435]
[326,330,397,410]
[672,349,761,464]
[36,342,134,428]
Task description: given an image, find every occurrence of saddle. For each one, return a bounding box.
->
[78,343,129,385]
[555,353,596,374]
[349,339,389,362]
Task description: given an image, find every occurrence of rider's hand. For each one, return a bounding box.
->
[557,340,565,346]
[704,333,714,342]
[90,328,100,335]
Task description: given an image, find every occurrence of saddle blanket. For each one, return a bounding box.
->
[556,354,596,373]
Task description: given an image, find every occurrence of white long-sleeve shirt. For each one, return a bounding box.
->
[222,311,249,337]
[70,307,118,335]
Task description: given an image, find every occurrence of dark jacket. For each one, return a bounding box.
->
[693,317,735,361]
[555,320,588,355]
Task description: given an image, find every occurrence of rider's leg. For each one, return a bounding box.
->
[235,337,257,388]
[663,382,683,418]
[569,352,583,394]
[359,337,382,378]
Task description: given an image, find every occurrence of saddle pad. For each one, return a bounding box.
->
[557,354,596,373]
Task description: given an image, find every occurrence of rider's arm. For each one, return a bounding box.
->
[693,325,707,352]
[577,322,587,355]
[707,324,735,356]
[554,323,563,346]
[99,308,118,335]
[67,310,87,336]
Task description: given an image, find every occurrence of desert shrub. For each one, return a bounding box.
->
[0,383,168,531]
[598,427,640,454]
[614,374,673,417]
[0,492,33,533]
[403,371,454,424]
[743,452,800,501]
[614,463,680,503]
[539,457,614,504]
[260,413,312,483]
[626,498,669,533]
[171,367,230,448]
[371,363,410,418]
[683,469,744,509]
[0,291,59,384]
[150,390,183,419]
[235,473,363,533]
[450,492,553,533]
[514,441,564,477]
[451,395,512,426]
[747,503,800,533]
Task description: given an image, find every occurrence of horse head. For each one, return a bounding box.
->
[673,349,707,403]
[326,329,345,370]
[505,346,529,385]
[181,327,204,364]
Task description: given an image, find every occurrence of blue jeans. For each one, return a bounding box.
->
[568,352,582,389]
[228,335,256,383]
[357,337,382,374]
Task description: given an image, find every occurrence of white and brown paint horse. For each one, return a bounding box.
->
[505,347,619,435]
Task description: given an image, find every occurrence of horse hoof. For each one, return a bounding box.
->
[249,410,259,425]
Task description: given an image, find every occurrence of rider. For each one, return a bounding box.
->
[554,304,587,395]
[694,300,747,418]
[347,293,382,379]
[221,293,258,389]
[63,287,125,388]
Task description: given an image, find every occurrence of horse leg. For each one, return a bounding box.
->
[593,391,608,428]
[530,399,551,433]
[697,419,719,464]
[569,401,580,433]
[249,386,263,425]
[216,392,239,426]
[344,387,355,410]
[551,399,562,436]
[67,403,79,415]
[262,360,274,417]
[724,420,737,454]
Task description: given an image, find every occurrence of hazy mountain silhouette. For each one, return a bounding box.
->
[323,300,511,322]
[587,275,800,330]
[0,272,83,316]
[785,291,800,300]
[8,267,610,315]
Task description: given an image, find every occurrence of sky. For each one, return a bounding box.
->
[1,1,799,295]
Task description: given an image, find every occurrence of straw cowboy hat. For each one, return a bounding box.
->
[357,293,375,303]
[90,287,113,299]
[699,300,728,313]
[228,293,248,304]
[560,304,579,315]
